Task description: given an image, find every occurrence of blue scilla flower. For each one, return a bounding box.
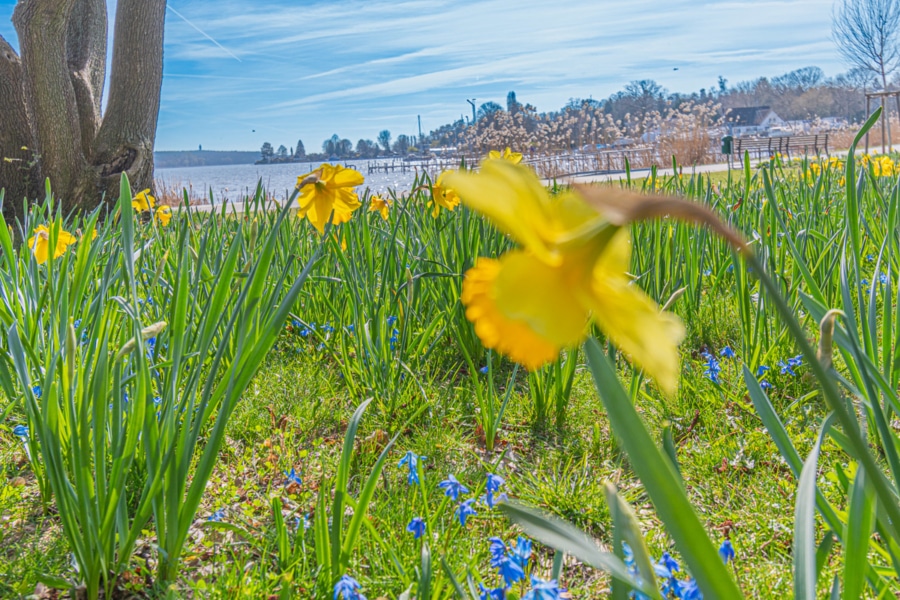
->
[656,553,680,596]
[760,380,773,391]
[386,316,398,326]
[787,354,803,368]
[862,278,870,287]
[207,509,226,522]
[406,516,426,539]
[659,551,679,573]
[300,327,311,337]
[479,365,489,375]
[511,536,532,569]
[32,385,42,399]
[484,473,506,508]
[756,365,770,377]
[880,272,889,285]
[703,268,712,276]
[523,576,562,600]
[479,584,505,600]
[285,468,302,487]
[291,319,302,328]
[778,360,796,376]
[488,537,506,567]
[455,498,477,526]
[323,323,335,333]
[726,264,734,273]
[867,253,875,262]
[73,319,82,328]
[333,574,366,600]
[719,539,735,563]
[13,425,29,438]
[346,324,355,334]
[703,355,721,384]
[678,578,703,600]
[496,555,526,586]
[439,474,469,500]
[720,346,735,358]
[398,451,423,485]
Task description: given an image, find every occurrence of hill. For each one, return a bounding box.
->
[154,150,258,169]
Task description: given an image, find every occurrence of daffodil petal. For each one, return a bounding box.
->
[444,160,560,265]
[588,231,684,395]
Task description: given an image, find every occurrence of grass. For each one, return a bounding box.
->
[0,152,895,598]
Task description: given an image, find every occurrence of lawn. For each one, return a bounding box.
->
[0,143,897,599]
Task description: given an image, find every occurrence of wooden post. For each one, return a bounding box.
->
[866,95,871,154]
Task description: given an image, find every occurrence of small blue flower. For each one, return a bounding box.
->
[719,539,735,563]
[479,584,506,600]
[880,272,889,286]
[13,425,29,438]
[484,473,506,508]
[659,551,679,573]
[867,254,875,262]
[300,328,311,337]
[703,355,721,384]
[31,385,42,399]
[496,555,525,586]
[862,278,870,287]
[438,474,469,500]
[756,365,770,377]
[511,536,532,569]
[386,316,398,326]
[398,451,423,485]
[720,346,735,358]
[778,360,796,376]
[333,574,366,600]
[455,498,477,526]
[726,264,734,273]
[488,537,507,567]
[346,324,355,334]
[523,576,561,600]
[323,323,335,333]
[285,468,302,487]
[787,354,803,368]
[703,269,712,276]
[760,380,773,390]
[678,577,703,600]
[207,509,226,522]
[406,516,426,539]
[479,365,489,375]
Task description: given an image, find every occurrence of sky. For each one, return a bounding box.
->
[0,0,845,152]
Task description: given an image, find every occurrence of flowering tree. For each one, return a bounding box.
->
[0,0,167,220]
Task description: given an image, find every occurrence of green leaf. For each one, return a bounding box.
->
[843,465,876,600]
[583,338,743,599]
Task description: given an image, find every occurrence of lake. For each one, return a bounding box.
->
[155,158,430,204]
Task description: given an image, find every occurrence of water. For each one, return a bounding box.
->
[155,158,426,204]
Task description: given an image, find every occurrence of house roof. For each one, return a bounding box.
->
[726,106,776,126]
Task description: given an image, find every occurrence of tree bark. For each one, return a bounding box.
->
[13,0,86,203]
[91,0,167,208]
[67,0,107,157]
[0,33,38,224]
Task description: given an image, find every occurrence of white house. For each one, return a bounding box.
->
[726,106,785,137]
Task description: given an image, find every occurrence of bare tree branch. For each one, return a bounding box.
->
[833,0,900,89]
[13,0,85,197]
[67,0,107,155]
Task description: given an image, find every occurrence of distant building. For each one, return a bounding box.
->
[726,106,785,137]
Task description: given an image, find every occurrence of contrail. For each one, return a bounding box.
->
[167,5,242,63]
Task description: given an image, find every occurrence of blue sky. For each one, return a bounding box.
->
[0,0,844,151]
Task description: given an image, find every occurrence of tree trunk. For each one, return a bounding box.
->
[13,0,87,203]
[0,34,38,225]
[67,0,107,156]
[91,0,167,209]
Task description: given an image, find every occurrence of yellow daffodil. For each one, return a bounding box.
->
[132,189,156,212]
[487,147,523,164]
[296,164,364,233]
[332,233,348,252]
[28,224,77,265]
[428,171,460,218]
[445,160,685,394]
[872,155,895,177]
[155,205,173,226]
[369,194,390,220]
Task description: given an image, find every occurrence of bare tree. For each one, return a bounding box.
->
[833,0,900,90]
[0,0,167,221]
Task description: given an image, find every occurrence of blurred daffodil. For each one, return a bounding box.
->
[428,171,460,217]
[132,189,156,212]
[369,194,390,220]
[296,164,364,233]
[445,160,685,394]
[488,147,523,164]
[155,205,173,226]
[28,224,76,265]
